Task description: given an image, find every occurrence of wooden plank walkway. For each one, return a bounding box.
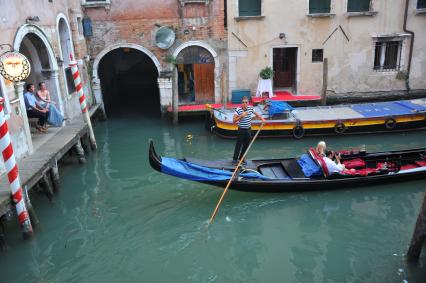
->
[0,117,89,217]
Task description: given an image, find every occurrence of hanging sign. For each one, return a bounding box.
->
[0,52,31,82]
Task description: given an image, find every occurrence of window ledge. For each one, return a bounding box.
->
[234,16,265,22]
[307,13,336,18]
[179,0,209,6]
[81,1,110,8]
[347,11,378,17]
[415,8,426,14]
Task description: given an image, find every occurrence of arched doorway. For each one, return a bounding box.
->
[173,41,219,104]
[57,15,75,99]
[14,25,62,114]
[97,47,161,117]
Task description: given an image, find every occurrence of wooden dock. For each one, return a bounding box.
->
[0,105,103,219]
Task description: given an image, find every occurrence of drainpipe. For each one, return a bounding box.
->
[403,0,415,91]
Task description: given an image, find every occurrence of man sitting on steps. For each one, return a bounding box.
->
[23,83,49,133]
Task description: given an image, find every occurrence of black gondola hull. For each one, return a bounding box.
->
[149,140,426,192]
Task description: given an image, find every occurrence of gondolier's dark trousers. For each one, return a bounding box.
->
[233,127,251,161]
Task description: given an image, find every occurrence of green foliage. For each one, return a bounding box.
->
[259,66,274,79]
[164,54,177,65]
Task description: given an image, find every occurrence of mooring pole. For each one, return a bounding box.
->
[407,192,426,260]
[74,140,86,164]
[172,67,179,126]
[321,58,328,106]
[69,55,97,150]
[50,160,60,192]
[0,98,33,239]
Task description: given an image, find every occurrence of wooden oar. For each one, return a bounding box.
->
[208,122,265,225]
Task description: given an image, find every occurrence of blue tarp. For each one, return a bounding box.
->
[267,101,293,117]
[161,157,270,181]
[351,102,417,118]
[297,154,323,177]
[395,101,426,112]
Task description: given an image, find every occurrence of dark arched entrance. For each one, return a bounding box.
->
[98,48,160,117]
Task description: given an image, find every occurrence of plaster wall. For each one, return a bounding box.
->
[227,0,425,97]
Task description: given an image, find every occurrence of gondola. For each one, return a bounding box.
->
[205,98,426,139]
[149,140,426,192]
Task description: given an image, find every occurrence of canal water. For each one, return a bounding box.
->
[1,113,426,283]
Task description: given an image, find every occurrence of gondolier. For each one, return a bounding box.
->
[233,96,265,164]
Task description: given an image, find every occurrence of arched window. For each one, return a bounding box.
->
[176,46,214,64]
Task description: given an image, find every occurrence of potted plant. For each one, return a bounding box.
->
[259,66,274,80]
[256,67,274,97]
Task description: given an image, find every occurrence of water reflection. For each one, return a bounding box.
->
[0,120,426,282]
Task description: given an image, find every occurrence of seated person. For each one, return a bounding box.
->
[316,141,327,157]
[324,150,345,174]
[37,82,64,127]
[324,150,356,175]
[24,83,49,133]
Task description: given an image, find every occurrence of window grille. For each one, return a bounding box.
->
[373,41,402,72]
[312,49,324,62]
[418,0,426,9]
[309,0,331,14]
[176,46,214,64]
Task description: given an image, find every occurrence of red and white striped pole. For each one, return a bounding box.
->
[69,55,97,149]
[0,98,33,239]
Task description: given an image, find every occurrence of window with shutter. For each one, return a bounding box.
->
[239,0,261,17]
[348,0,370,12]
[309,0,331,14]
[418,0,426,9]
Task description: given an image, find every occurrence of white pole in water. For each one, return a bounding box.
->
[0,98,33,239]
[69,55,97,149]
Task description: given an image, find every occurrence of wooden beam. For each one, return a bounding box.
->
[407,192,426,260]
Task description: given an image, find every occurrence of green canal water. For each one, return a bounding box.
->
[1,115,426,282]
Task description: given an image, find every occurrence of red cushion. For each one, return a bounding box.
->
[342,158,365,169]
[400,164,419,170]
[415,160,426,167]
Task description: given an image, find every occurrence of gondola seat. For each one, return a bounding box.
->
[342,158,365,169]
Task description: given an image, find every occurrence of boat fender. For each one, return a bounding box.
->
[334,121,347,134]
[292,123,305,139]
[385,117,396,130]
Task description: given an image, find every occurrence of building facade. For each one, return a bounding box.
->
[0,0,94,174]
[82,0,227,114]
[227,0,426,101]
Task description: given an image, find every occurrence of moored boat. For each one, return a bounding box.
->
[149,140,426,192]
[205,98,426,138]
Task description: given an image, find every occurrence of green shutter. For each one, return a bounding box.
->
[309,0,331,14]
[239,0,261,16]
[418,0,426,9]
[348,0,370,12]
